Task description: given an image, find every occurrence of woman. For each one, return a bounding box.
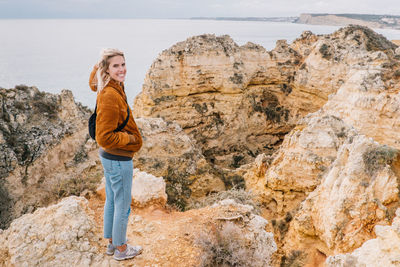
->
[89,48,143,261]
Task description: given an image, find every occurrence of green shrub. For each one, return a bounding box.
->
[319,43,332,59]
[0,181,13,229]
[32,95,58,119]
[363,145,398,176]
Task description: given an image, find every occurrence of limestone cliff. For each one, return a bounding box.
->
[133,26,397,171]
[133,25,398,212]
[0,86,101,229]
[236,115,358,220]
[273,26,400,263]
[133,34,303,170]
[244,27,399,264]
[132,25,400,265]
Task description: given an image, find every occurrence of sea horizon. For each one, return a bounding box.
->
[0,18,398,108]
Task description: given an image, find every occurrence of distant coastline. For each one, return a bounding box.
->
[190,16,297,23]
[191,13,400,30]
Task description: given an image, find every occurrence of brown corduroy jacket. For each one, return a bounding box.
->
[89,66,142,158]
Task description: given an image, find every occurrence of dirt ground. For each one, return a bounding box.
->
[88,195,206,267]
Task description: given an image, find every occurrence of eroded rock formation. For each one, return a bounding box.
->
[133,117,226,208]
[0,197,108,266]
[239,27,399,264]
[133,24,397,172]
[282,132,400,258]
[132,24,400,265]
[0,86,100,229]
[236,115,358,221]
[133,35,302,169]
[326,208,400,266]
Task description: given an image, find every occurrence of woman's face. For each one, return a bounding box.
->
[107,55,126,82]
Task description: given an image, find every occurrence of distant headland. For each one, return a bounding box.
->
[190,16,297,23]
[191,13,400,29]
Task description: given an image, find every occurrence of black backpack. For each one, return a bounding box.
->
[88,104,130,141]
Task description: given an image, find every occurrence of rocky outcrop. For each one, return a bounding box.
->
[133,34,302,169]
[0,197,108,266]
[326,208,400,266]
[315,66,400,150]
[197,199,277,267]
[237,115,358,220]
[133,25,397,174]
[133,117,226,209]
[238,115,399,265]
[290,25,397,101]
[0,86,101,229]
[0,86,88,178]
[285,134,399,256]
[266,26,400,263]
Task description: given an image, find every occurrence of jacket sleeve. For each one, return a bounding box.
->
[95,90,131,149]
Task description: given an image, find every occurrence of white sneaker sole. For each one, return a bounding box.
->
[113,248,142,261]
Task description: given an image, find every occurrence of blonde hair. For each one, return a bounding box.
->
[95,48,125,92]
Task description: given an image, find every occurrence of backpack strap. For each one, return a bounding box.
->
[114,106,130,132]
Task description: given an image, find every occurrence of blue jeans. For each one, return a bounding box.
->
[100,156,133,246]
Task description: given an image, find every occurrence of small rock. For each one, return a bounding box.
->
[131,169,168,208]
[395,47,400,56]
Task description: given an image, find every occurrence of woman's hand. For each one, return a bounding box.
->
[128,134,137,144]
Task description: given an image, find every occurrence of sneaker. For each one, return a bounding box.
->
[113,244,143,261]
[106,243,115,255]
[105,239,128,256]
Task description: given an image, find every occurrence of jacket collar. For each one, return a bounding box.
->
[107,79,126,100]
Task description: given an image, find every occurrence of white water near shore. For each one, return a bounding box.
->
[0,19,398,107]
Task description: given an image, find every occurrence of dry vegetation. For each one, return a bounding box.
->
[196,222,269,267]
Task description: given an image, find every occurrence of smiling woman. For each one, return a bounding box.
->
[89,48,143,261]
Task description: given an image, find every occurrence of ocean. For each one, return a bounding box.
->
[0,19,399,108]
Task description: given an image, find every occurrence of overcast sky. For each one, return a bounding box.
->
[0,0,399,19]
